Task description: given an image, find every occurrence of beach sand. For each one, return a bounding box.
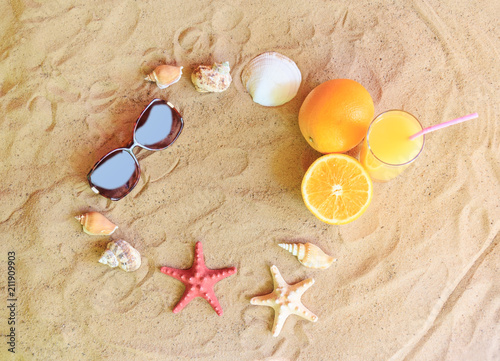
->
[0,0,499,360]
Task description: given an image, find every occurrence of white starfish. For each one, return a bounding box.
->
[250,265,318,337]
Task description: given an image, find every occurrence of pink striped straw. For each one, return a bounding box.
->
[409,113,479,141]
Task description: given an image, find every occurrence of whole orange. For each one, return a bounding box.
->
[298,79,374,153]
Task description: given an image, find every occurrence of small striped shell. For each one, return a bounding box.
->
[278,242,336,269]
[99,240,141,272]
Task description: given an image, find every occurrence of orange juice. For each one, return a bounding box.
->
[360,110,424,182]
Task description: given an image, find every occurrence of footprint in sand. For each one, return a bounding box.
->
[46,74,81,103]
[174,26,213,62]
[85,80,118,114]
[210,7,250,64]
[211,5,244,32]
[210,5,249,62]
[85,1,139,64]
[27,95,55,132]
[174,7,250,65]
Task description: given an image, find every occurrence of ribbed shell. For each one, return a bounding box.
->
[99,240,141,272]
[241,52,301,106]
[279,242,336,269]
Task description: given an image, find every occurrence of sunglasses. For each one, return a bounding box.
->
[87,99,184,200]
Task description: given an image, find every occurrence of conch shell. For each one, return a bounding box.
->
[191,62,232,93]
[75,212,117,236]
[241,52,301,106]
[145,64,183,89]
[278,242,336,270]
[99,239,141,272]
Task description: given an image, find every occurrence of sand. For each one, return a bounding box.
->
[0,0,499,360]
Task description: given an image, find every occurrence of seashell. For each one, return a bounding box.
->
[75,212,118,236]
[99,239,141,272]
[145,64,183,89]
[278,242,336,270]
[241,52,301,107]
[191,61,232,93]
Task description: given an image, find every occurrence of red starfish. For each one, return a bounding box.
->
[160,242,237,316]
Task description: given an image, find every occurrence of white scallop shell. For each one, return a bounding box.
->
[99,240,141,272]
[241,52,301,107]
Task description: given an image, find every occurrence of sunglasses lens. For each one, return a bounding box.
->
[88,149,139,200]
[135,101,183,149]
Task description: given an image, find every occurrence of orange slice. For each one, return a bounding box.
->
[301,154,373,225]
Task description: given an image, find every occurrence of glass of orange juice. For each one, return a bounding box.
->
[360,110,425,182]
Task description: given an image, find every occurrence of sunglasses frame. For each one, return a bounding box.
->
[87,98,184,201]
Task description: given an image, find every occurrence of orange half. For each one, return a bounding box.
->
[301,154,373,225]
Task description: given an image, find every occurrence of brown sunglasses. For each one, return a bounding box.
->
[87,99,184,200]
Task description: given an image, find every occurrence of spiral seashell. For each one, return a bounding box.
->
[145,64,183,89]
[278,242,336,269]
[191,61,232,93]
[99,240,141,272]
[241,52,301,106]
[75,212,118,236]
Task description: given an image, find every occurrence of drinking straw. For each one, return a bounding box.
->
[409,113,479,140]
